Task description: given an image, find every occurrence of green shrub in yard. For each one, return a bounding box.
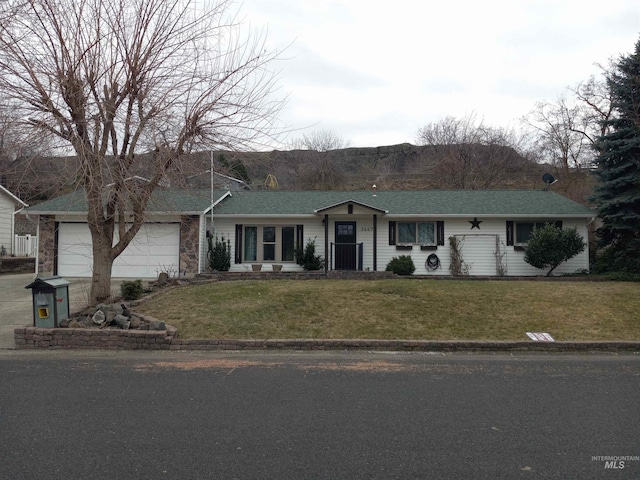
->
[600,271,640,282]
[524,224,585,276]
[385,255,415,275]
[294,238,324,271]
[120,279,145,301]
[207,234,231,271]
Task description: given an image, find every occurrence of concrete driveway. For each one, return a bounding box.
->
[0,274,125,349]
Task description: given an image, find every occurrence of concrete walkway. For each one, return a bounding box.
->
[0,274,124,349]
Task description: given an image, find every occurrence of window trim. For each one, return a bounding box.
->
[242,225,297,263]
[396,221,437,247]
[514,220,560,246]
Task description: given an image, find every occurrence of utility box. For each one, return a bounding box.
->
[25,277,71,328]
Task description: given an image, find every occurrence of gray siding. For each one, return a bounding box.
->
[0,194,15,255]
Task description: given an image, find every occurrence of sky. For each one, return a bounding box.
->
[239,0,639,149]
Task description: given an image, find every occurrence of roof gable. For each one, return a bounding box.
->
[0,184,27,207]
[314,199,388,215]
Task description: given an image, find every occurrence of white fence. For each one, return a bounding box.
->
[14,234,38,257]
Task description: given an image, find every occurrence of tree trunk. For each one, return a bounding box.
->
[90,237,115,304]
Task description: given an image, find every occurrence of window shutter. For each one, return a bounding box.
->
[506,221,514,246]
[234,224,243,264]
[296,224,304,249]
[555,220,563,229]
[436,221,445,246]
[388,221,396,245]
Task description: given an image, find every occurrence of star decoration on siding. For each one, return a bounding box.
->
[469,217,482,229]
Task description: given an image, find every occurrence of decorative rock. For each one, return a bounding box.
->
[68,320,81,328]
[106,311,116,324]
[157,272,169,285]
[121,304,131,317]
[92,310,106,325]
[114,314,129,329]
[149,320,166,331]
[129,316,142,329]
[59,318,70,328]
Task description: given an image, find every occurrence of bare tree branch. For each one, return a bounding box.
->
[0,0,284,302]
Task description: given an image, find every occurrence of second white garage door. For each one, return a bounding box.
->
[57,223,181,278]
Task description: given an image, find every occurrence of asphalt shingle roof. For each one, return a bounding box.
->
[27,189,595,217]
[212,190,595,217]
[26,189,227,214]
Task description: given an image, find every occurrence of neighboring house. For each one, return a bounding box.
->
[27,187,595,278]
[0,184,28,256]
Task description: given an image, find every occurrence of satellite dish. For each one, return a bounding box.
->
[542,173,556,190]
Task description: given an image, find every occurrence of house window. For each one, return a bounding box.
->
[515,222,552,244]
[398,222,435,245]
[263,226,276,261]
[244,225,296,262]
[282,226,295,261]
[244,226,257,261]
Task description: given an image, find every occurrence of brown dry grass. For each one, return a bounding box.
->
[136,279,640,341]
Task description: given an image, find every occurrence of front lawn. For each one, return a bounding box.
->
[136,279,640,341]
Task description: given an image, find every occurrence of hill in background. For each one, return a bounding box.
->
[1,143,593,205]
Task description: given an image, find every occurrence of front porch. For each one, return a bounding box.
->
[315,198,387,273]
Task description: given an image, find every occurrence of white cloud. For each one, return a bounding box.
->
[240,0,640,148]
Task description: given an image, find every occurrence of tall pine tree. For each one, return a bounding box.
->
[591,39,640,273]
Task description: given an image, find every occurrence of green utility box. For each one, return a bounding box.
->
[25,277,71,328]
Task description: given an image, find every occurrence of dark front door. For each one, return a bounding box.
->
[335,221,356,270]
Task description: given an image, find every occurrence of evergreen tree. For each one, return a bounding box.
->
[591,39,640,273]
[207,235,231,272]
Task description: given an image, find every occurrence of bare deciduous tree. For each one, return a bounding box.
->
[0,98,54,162]
[284,130,351,189]
[571,71,615,141]
[415,114,525,189]
[287,129,350,152]
[0,0,283,302]
[521,95,594,176]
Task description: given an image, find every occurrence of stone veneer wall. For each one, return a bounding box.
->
[38,215,56,276]
[180,215,199,276]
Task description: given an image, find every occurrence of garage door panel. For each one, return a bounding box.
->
[57,223,180,278]
[57,224,93,276]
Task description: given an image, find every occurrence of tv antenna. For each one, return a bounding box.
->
[542,173,557,190]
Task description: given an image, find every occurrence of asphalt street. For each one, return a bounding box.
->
[1,350,639,480]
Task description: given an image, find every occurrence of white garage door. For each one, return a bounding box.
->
[57,223,180,278]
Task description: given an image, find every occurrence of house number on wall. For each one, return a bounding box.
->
[360,226,373,232]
